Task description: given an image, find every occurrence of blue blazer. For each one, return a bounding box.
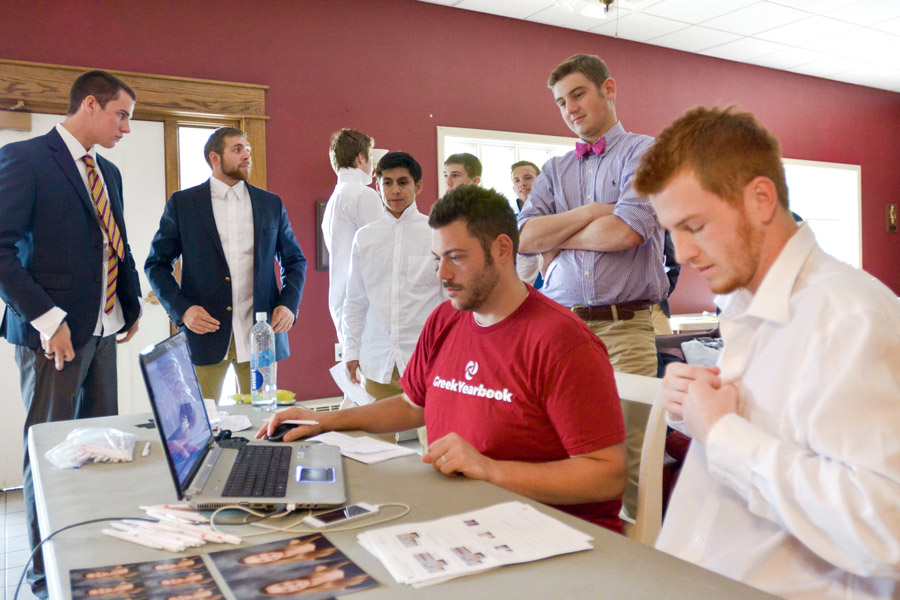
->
[0,129,142,350]
[144,180,306,365]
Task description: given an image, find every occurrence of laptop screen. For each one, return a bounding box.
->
[139,333,213,492]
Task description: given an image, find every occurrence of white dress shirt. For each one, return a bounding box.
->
[209,176,254,362]
[516,253,542,286]
[656,224,900,600]
[31,124,126,340]
[341,204,444,384]
[322,167,382,343]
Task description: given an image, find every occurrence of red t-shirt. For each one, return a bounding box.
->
[400,286,626,532]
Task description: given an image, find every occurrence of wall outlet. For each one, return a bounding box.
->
[334,343,343,362]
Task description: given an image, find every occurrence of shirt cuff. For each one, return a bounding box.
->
[31,307,67,341]
[705,413,767,499]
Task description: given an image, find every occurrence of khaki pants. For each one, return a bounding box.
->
[361,365,428,451]
[649,303,673,336]
[585,309,656,521]
[195,337,251,402]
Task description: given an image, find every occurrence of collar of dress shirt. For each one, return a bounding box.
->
[716,222,814,324]
[209,174,246,200]
[581,121,625,155]
[336,166,373,187]
[56,123,96,163]
[381,201,423,224]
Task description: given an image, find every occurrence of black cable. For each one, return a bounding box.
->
[14,516,156,600]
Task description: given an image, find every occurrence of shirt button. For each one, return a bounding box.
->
[226,306,232,312]
[225,276,231,282]
[584,271,590,276]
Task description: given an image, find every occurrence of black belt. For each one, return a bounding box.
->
[571,301,651,322]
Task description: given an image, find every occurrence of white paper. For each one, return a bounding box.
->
[328,363,376,406]
[357,501,593,587]
[308,431,417,464]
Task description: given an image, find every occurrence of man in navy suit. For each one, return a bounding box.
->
[145,127,306,402]
[0,70,143,598]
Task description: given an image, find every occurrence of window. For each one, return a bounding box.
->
[437,126,575,210]
[784,158,861,268]
[178,125,216,190]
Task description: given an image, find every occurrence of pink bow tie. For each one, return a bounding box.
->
[575,138,606,160]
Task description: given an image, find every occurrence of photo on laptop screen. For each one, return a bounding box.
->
[140,335,211,487]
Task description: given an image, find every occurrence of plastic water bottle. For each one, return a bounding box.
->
[250,312,277,410]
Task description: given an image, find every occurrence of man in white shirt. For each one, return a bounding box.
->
[322,129,382,344]
[509,160,544,287]
[633,105,900,600]
[342,151,443,408]
[146,127,306,401]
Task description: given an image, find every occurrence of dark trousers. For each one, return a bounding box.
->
[15,335,118,597]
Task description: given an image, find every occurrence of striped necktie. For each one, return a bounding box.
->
[82,154,125,315]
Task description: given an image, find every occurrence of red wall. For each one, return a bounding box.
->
[3,0,899,398]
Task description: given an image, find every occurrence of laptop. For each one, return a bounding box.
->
[139,332,346,511]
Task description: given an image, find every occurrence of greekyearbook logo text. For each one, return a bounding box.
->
[432,375,513,403]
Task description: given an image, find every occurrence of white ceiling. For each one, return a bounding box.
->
[418,0,900,93]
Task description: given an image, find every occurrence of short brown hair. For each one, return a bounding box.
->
[444,153,482,179]
[67,70,135,115]
[329,129,373,173]
[634,106,789,209]
[510,160,540,176]
[548,54,610,90]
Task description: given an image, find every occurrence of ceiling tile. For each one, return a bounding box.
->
[701,37,789,61]
[702,1,810,36]
[456,0,558,19]
[641,0,757,23]
[755,15,859,45]
[804,28,900,66]
[746,47,825,69]
[768,0,857,13]
[647,25,741,52]
[871,16,900,35]
[823,0,900,26]
[588,11,689,41]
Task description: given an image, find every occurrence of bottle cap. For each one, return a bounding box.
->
[255,312,267,321]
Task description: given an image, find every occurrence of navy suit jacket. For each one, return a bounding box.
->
[0,129,142,350]
[144,180,306,365]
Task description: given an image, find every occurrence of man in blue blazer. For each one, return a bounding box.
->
[0,70,143,598]
[145,127,306,401]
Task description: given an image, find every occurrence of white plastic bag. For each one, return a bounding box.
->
[44,427,137,469]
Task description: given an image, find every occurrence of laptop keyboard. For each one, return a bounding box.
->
[222,445,292,497]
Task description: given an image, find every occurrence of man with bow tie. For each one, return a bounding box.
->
[517,54,667,520]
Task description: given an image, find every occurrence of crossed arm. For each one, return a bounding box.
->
[518,202,641,255]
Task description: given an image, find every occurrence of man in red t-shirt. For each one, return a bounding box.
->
[261,185,627,531]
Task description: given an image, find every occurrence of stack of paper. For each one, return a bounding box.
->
[357,501,593,587]
[309,431,418,464]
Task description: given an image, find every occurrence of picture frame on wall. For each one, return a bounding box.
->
[316,200,329,271]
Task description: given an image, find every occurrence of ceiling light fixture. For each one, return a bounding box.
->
[581,0,615,19]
